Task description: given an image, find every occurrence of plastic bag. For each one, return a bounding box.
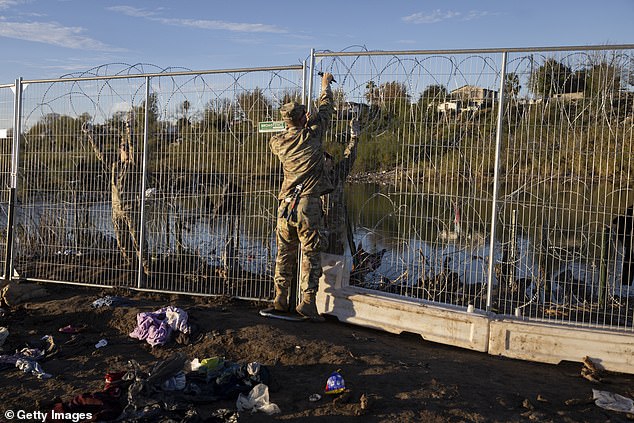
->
[236,383,280,415]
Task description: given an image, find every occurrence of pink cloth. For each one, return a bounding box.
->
[129,307,188,347]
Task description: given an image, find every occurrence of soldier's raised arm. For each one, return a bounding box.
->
[333,118,361,186]
[82,122,108,165]
[307,72,335,137]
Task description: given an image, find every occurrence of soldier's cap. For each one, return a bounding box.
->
[280,102,306,122]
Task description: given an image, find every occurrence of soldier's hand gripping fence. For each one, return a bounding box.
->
[317,71,336,84]
[281,183,304,223]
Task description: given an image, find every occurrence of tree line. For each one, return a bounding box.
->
[3,55,632,196]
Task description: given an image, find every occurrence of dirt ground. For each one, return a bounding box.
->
[1,282,634,423]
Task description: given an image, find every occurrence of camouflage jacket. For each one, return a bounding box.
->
[86,124,139,212]
[270,85,334,199]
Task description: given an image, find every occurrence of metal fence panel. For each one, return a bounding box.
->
[496,48,634,330]
[3,46,634,334]
[314,46,634,331]
[143,69,302,298]
[314,50,503,309]
[0,84,14,277]
[15,76,150,287]
[12,66,303,300]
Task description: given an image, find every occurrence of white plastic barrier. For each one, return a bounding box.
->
[318,253,634,374]
[317,253,490,352]
[488,319,634,374]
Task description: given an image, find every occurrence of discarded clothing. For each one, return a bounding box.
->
[206,359,271,399]
[119,354,190,420]
[194,356,226,381]
[0,327,8,350]
[236,383,280,415]
[120,354,271,421]
[1,350,51,378]
[129,312,171,347]
[207,409,239,423]
[48,390,123,422]
[58,324,86,334]
[15,358,52,379]
[593,389,634,413]
[91,295,135,308]
[161,370,187,391]
[0,335,57,377]
[165,306,190,334]
[129,306,190,347]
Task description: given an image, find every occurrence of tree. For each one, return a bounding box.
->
[278,89,302,108]
[202,98,232,132]
[177,100,192,133]
[584,62,621,97]
[380,81,410,104]
[27,113,85,152]
[237,88,272,128]
[504,72,521,98]
[418,84,448,109]
[528,58,574,97]
[332,87,346,106]
[365,81,380,106]
[179,100,191,121]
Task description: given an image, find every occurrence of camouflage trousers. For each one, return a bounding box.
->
[274,196,327,295]
[112,207,150,275]
[322,186,348,256]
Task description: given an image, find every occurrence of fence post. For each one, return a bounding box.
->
[4,78,22,282]
[486,52,508,311]
[137,76,151,289]
[307,48,315,113]
[302,60,307,106]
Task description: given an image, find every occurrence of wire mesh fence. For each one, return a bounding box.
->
[11,65,303,300]
[314,46,634,330]
[2,45,634,333]
[0,83,14,277]
[314,50,502,313]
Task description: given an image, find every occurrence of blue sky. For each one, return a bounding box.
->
[0,0,632,83]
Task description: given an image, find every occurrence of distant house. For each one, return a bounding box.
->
[451,85,498,109]
[438,85,498,114]
[436,101,459,113]
[551,92,585,101]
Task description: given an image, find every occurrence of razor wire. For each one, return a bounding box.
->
[12,63,303,299]
[312,47,634,328]
[3,45,634,331]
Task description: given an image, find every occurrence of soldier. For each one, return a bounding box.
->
[323,117,361,255]
[269,72,335,321]
[613,205,634,285]
[83,115,150,276]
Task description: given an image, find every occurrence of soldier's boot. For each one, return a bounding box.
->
[296,292,325,322]
[273,285,289,312]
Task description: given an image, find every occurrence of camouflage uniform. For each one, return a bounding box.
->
[270,83,334,296]
[85,120,150,275]
[323,135,358,255]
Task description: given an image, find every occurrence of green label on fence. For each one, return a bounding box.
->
[258,121,286,133]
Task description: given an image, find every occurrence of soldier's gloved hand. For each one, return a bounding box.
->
[349,119,361,138]
[321,72,334,89]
